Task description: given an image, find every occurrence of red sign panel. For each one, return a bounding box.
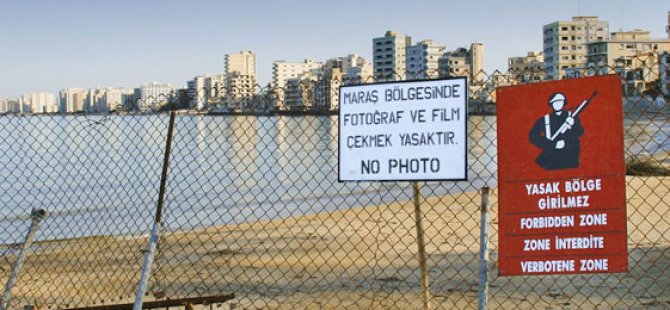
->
[496,75,627,276]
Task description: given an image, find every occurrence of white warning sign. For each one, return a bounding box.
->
[338,78,468,181]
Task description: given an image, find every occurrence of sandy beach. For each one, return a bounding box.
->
[2,176,669,309]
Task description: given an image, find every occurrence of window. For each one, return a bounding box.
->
[562,37,568,41]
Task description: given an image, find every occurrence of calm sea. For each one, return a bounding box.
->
[0,114,666,244]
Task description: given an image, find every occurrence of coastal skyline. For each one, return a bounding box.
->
[1,0,669,98]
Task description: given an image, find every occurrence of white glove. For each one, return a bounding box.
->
[565,116,574,129]
[556,140,565,149]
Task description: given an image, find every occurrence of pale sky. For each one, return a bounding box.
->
[1,0,669,98]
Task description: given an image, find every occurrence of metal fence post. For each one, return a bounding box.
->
[478,187,491,310]
[133,109,177,310]
[412,181,431,310]
[0,208,47,310]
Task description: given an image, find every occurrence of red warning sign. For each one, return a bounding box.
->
[496,75,627,276]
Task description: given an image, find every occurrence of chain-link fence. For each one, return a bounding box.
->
[0,61,668,309]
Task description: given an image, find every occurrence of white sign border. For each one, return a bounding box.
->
[337,77,469,182]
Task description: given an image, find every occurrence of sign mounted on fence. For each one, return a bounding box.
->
[496,75,627,276]
[338,78,468,182]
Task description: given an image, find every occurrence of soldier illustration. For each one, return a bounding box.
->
[529,92,597,170]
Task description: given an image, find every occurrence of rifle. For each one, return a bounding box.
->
[548,91,598,141]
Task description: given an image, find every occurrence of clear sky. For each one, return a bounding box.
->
[1,0,669,98]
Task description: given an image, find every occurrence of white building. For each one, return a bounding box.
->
[224,51,257,110]
[0,99,6,113]
[543,16,609,80]
[140,82,175,111]
[225,51,255,76]
[104,87,136,111]
[581,30,670,94]
[0,98,19,113]
[406,39,446,80]
[273,59,323,90]
[283,54,373,111]
[272,59,323,109]
[508,51,546,83]
[20,92,57,113]
[187,75,223,110]
[59,88,87,113]
[373,31,412,81]
[340,54,373,85]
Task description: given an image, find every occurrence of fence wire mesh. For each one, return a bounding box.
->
[0,62,668,309]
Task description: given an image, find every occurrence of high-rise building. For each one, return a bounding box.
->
[103,87,136,111]
[282,54,373,111]
[439,43,484,81]
[584,29,670,93]
[59,88,87,113]
[7,99,19,113]
[20,92,57,113]
[543,16,609,80]
[284,70,319,111]
[508,51,546,83]
[272,59,323,109]
[187,75,223,110]
[667,11,669,39]
[224,51,257,110]
[0,98,11,113]
[225,51,256,76]
[340,54,373,85]
[406,39,446,80]
[139,82,175,111]
[373,31,412,81]
[272,59,323,90]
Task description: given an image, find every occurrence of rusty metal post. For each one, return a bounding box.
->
[133,109,177,310]
[478,187,491,310]
[1,208,47,310]
[412,181,431,310]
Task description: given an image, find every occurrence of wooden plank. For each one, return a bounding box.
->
[62,293,235,310]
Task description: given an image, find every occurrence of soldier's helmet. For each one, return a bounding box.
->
[548,92,566,111]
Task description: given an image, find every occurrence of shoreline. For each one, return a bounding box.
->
[1,176,668,309]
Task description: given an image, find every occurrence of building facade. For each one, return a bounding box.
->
[224,51,257,110]
[139,82,175,111]
[20,92,57,113]
[188,75,223,110]
[508,51,546,83]
[225,51,256,76]
[660,52,670,95]
[0,98,19,113]
[439,43,484,81]
[406,39,446,80]
[272,59,323,90]
[543,16,609,80]
[282,54,372,111]
[373,31,412,81]
[584,29,670,93]
[59,88,87,113]
[340,54,374,85]
[272,59,323,109]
